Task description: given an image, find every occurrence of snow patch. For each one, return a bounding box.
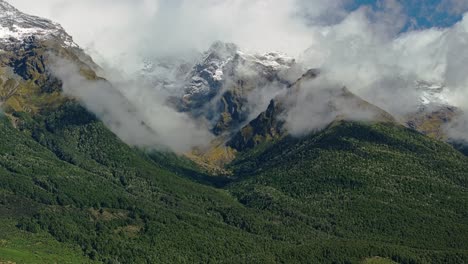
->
[213,69,224,81]
[416,81,449,106]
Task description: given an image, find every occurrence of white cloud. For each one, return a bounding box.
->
[301,7,468,117]
[438,0,468,15]
[7,0,468,144]
[50,56,213,153]
[8,0,350,73]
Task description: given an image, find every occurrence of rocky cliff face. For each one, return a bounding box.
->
[161,41,301,135]
[0,0,101,116]
[228,69,396,151]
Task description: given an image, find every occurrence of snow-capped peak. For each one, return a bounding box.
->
[0,0,77,48]
[180,42,296,105]
[416,80,449,106]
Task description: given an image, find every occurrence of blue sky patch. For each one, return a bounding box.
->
[348,0,468,30]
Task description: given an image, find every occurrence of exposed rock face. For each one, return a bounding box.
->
[0,0,101,115]
[228,99,286,151]
[406,106,459,140]
[170,41,299,135]
[228,69,396,151]
[181,42,238,109]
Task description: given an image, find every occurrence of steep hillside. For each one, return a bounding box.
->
[0,104,284,263]
[2,106,468,263]
[228,121,468,263]
[0,2,99,119]
[228,69,396,152]
[0,1,468,263]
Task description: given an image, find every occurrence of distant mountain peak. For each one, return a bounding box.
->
[0,0,77,49]
[180,41,297,113]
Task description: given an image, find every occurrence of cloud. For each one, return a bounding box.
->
[8,0,468,145]
[9,0,352,74]
[9,0,159,74]
[289,4,468,140]
[438,0,468,16]
[301,5,468,116]
[282,75,388,136]
[49,55,213,153]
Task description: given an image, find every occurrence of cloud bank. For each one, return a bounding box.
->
[9,0,350,72]
[50,56,213,153]
[9,0,468,147]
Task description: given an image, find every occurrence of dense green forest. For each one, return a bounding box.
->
[1,2,467,262]
[0,102,467,263]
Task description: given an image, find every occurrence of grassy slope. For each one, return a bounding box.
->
[0,220,95,264]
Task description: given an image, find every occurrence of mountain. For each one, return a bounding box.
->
[0,1,467,263]
[159,41,300,135]
[228,69,396,151]
[0,0,101,118]
[406,105,458,140]
[228,121,468,261]
[404,81,459,140]
[0,0,76,49]
[150,44,458,163]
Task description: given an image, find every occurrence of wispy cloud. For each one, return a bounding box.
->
[50,55,213,153]
[438,0,468,16]
[8,0,468,146]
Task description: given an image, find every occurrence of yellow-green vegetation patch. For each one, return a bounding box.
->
[0,39,101,118]
[188,143,237,173]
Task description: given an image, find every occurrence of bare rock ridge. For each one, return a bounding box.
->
[0,0,77,49]
[228,69,397,151]
[163,41,300,135]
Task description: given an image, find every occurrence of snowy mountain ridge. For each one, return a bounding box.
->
[0,0,77,49]
[181,42,296,105]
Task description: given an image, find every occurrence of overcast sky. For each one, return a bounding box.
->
[8,0,468,67]
[8,0,467,71]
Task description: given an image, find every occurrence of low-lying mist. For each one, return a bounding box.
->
[17,0,468,151]
[50,56,214,153]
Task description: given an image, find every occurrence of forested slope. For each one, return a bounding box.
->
[1,105,467,263]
